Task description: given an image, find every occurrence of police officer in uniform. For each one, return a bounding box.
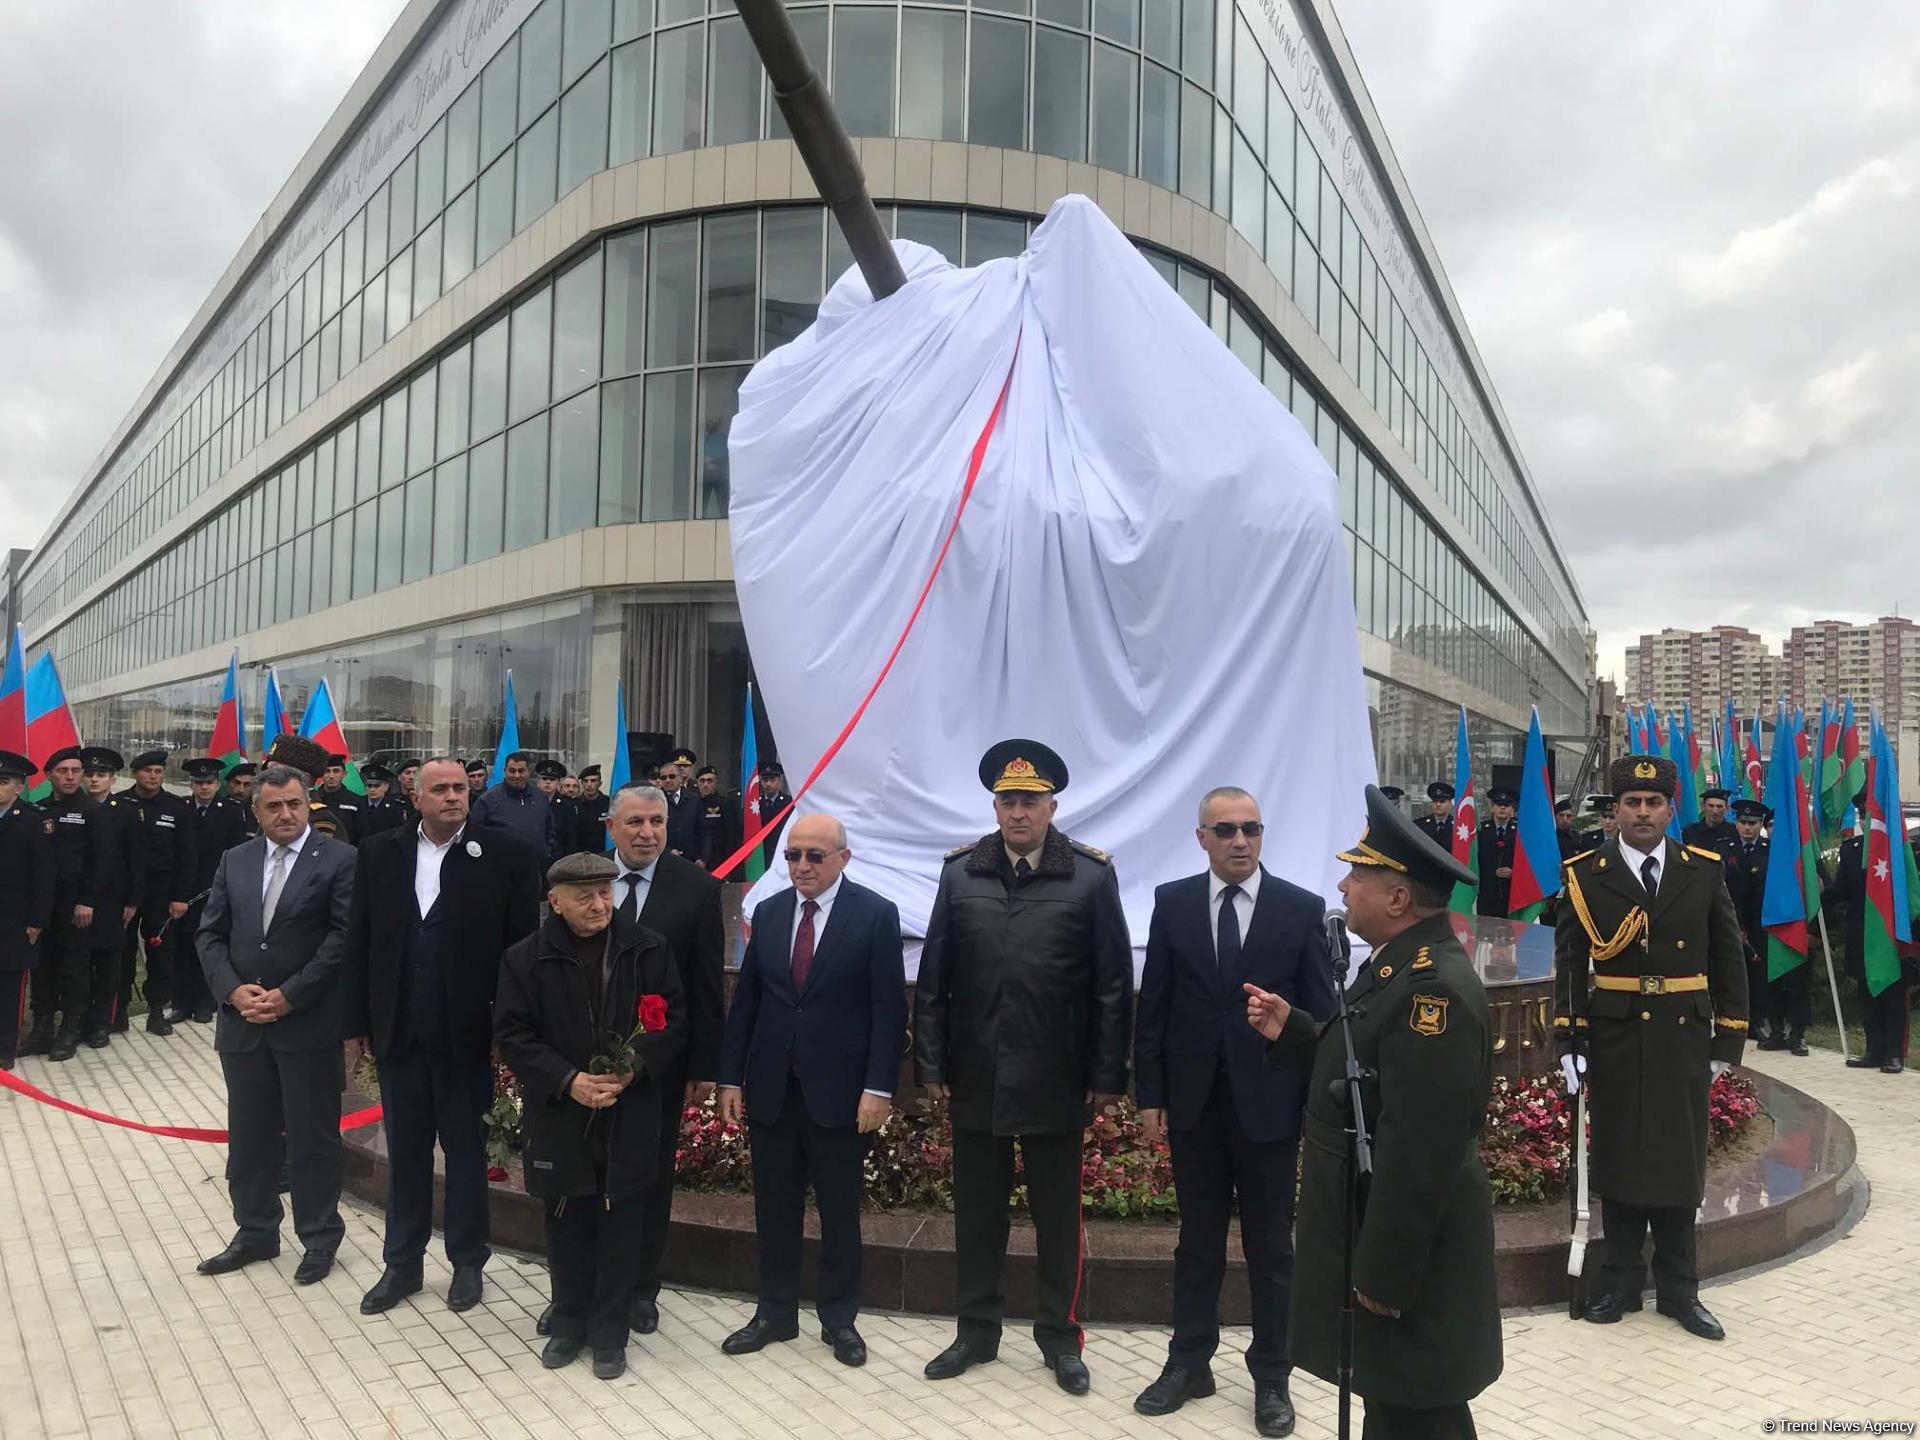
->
[227,763,261,837]
[24,747,112,1060]
[660,749,707,863]
[395,759,422,818]
[1476,779,1519,918]
[358,763,412,838]
[118,748,198,1037]
[1415,782,1454,850]
[1682,788,1737,854]
[0,750,54,1069]
[695,765,737,870]
[1555,754,1747,1341]
[1246,784,1501,1440]
[575,764,610,841]
[533,760,578,856]
[1720,799,1782,1050]
[744,762,792,878]
[80,747,144,1044]
[315,755,363,841]
[178,757,250,1024]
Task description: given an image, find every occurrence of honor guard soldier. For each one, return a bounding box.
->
[118,749,198,1037]
[80,747,144,1043]
[1824,791,1911,1074]
[1555,754,1747,1341]
[226,764,261,837]
[1415,781,1455,850]
[24,747,111,1060]
[177,757,250,1024]
[1682,788,1737,853]
[0,750,55,1069]
[357,763,412,838]
[266,735,354,840]
[1246,784,1501,1440]
[1476,776,1519,917]
[1721,799,1784,1051]
[315,754,363,840]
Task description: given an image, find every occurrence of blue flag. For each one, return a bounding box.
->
[489,670,521,788]
[604,680,631,851]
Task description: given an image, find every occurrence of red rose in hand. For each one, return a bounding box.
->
[638,994,668,1032]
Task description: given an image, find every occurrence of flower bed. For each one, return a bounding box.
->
[480,1068,1761,1216]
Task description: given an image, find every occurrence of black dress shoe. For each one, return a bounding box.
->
[191,1008,215,1024]
[628,1296,659,1333]
[1790,1039,1809,1056]
[1254,1382,1296,1438]
[1052,1354,1091,1396]
[1881,1060,1905,1074]
[821,1325,866,1367]
[146,1012,174,1036]
[446,1265,484,1312]
[49,1033,78,1062]
[722,1316,799,1355]
[1846,1055,1886,1068]
[359,1266,423,1314]
[1134,1363,1215,1415]
[294,1250,334,1285]
[18,1022,53,1057]
[1656,1297,1725,1341]
[1755,1036,1787,1052]
[110,1016,129,1035]
[197,1240,279,1275]
[536,1301,555,1336]
[592,1346,627,1380]
[541,1336,582,1369]
[924,1338,996,1380]
[85,1028,108,1050]
[1581,1292,1643,1324]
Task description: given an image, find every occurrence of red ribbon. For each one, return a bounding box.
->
[0,1066,383,1143]
[713,336,1022,881]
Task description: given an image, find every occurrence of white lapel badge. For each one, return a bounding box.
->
[466,840,483,858]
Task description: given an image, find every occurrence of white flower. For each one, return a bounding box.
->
[466,840,483,858]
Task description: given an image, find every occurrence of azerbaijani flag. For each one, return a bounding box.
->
[1860,711,1917,998]
[1815,699,1846,842]
[1670,704,1702,833]
[1837,696,1865,827]
[297,677,365,794]
[1760,706,1811,980]
[604,679,631,853]
[487,671,521,789]
[1744,720,1763,801]
[262,666,293,750]
[1507,706,1562,922]
[0,625,26,757]
[24,651,82,803]
[740,681,766,883]
[1720,702,1742,799]
[209,650,248,773]
[1447,706,1479,915]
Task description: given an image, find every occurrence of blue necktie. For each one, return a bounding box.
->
[1217,884,1243,972]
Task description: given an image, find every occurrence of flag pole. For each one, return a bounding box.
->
[1813,908,1848,1062]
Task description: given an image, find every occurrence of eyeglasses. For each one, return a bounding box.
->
[783,848,834,866]
[1207,822,1264,839]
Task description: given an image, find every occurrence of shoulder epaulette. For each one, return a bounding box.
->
[1562,848,1595,869]
[945,843,973,860]
[1069,840,1111,864]
[1687,844,1721,862]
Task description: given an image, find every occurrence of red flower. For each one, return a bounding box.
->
[638,993,668,1032]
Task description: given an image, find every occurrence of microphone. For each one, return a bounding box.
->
[1324,909,1351,976]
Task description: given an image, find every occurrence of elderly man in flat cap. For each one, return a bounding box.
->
[915,739,1133,1396]
[1246,784,1502,1440]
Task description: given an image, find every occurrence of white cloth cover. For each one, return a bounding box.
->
[729,195,1375,974]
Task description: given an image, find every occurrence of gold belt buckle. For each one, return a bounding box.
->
[1639,975,1665,995]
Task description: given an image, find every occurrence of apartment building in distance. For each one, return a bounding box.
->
[1624,625,1783,718]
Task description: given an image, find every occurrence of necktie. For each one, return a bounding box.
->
[620,871,643,922]
[1217,884,1243,972]
[1014,858,1033,880]
[263,846,290,929]
[791,899,819,992]
[1640,855,1659,896]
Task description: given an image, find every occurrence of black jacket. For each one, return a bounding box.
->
[494,913,688,1203]
[914,827,1133,1135]
[0,800,55,974]
[1723,836,1769,960]
[1133,867,1332,1143]
[663,787,706,864]
[1475,821,1515,917]
[117,783,197,903]
[186,797,251,897]
[618,850,727,1082]
[718,879,908,1128]
[340,824,541,1060]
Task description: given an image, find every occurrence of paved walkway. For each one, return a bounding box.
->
[1,1030,1915,1440]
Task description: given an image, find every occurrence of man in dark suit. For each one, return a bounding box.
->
[695,766,739,869]
[342,757,541,1316]
[716,813,907,1367]
[0,750,54,1070]
[195,749,357,1285]
[1132,786,1333,1437]
[659,749,708,863]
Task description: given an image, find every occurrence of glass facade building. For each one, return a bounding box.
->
[21,0,1591,789]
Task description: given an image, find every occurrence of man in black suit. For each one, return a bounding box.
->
[659,749,708,863]
[342,757,541,1315]
[194,750,357,1284]
[716,813,907,1366]
[1132,787,1333,1437]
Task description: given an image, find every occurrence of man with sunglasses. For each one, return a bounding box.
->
[1132,789,1334,1436]
[915,739,1133,1396]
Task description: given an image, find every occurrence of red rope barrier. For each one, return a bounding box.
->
[0,1066,383,1143]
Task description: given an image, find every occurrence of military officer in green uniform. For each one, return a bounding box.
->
[1554,754,1747,1341]
[1245,784,1500,1440]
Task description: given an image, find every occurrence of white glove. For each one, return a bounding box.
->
[1560,1053,1586,1095]
[1710,1060,1729,1080]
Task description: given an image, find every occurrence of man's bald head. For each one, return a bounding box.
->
[785,812,851,899]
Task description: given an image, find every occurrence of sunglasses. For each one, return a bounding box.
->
[783,848,834,866]
[1206,822,1264,839]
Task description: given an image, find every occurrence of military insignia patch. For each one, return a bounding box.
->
[1376,964,1393,980]
[43,819,55,835]
[1410,995,1449,1036]
[1411,954,1434,970]
[1632,760,1657,780]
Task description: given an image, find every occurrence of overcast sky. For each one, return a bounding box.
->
[3,2,1916,687]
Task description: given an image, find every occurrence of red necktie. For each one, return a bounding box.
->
[791,899,819,991]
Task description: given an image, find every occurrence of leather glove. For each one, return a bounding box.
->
[1560,1053,1586,1095]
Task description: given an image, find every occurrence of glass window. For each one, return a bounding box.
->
[467,435,506,561]
[564,0,613,84]
[614,0,651,43]
[964,213,1027,265]
[706,15,760,146]
[900,10,965,142]
[521,0,564,128]
[647,218,698,366]
[433,456,469,574]
[696,366,745,518]
[321,234,344,319]
[341,292,363,372]
[314,437,337,519]
[408,370,437,475]
[311,520,333,612]
[1231,128,1262,252]
[510,284,554,423]
[1267,78,1293,206]
[481,35,520,163]
[303,262,323,337]
[1178,81,1209,204]
[599,376,643,523]
[418,120,448,226]
[1231,14,1263,157]
[1265,184,1291,287]
[443,185,477,291]
[653,23,704,154]
[549,387,600,537]
[610,37,653,164]
[403,473,433,584]
[299,337,320,409]
[1180,0,1211,87]
[377,489,404,591]
[897,206,961,261]
[1091,43,1137,174]
[553,248,603,398]
[436,344,472,461]
[969,18,1028,149]
[641,370,693,520]
[381,390,409,491]
[344,415,368,504]
[767,11,827,141]
[352,501,378,600]
[1095,0,1138,45]
[1320,168,1339,259]
[1140,62,1177,190]
[386,248,413,341]
[1033,29,1088,162]
[1294,223,1316,318]
[390,151,418,254]
[1174,263,1207,320]
[1038,0,1087,24]
[514,109,559,232]
[760,207,821,352]
[294,455,315,533]
[505,414,551,550]
[834,7,896,138]
[447,82,481,201]
[559,56,610,195]
[342,209,366,296]
[477,152,514,262]
[603,230,647,376]
[1214,104,1231,216]
[472,313,509,439]
[1295,132,1318,248]
[260,476,281,548]
[414,218,444,316]
[319,316,341,391]
[702,211,757,362]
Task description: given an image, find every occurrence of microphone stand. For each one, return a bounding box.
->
[1326,917,1373,1440]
